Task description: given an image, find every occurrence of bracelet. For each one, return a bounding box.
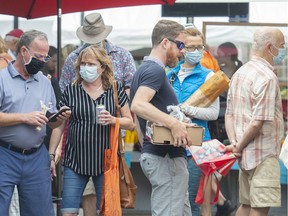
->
[49,153,55,161]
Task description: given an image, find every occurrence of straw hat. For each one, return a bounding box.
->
[76,13,112,44]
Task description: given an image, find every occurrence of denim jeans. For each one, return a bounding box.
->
[188,157,202,216]
[61,167,103,214]
[0,145,54,216]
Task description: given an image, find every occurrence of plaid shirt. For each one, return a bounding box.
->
[226,56,284,170]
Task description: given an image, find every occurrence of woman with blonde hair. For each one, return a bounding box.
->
[0,36,13,69]
[49,45,134,216]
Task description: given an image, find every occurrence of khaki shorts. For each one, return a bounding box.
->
[239,157,281,207]
[83,177,96,196]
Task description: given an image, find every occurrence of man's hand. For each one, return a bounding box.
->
[170,120,192,147]
[225,143,242,157]
[23,111,48,127]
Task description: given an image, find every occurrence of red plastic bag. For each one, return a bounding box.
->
[189,139,237,204]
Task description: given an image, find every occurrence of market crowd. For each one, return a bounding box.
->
[0,12,286,216]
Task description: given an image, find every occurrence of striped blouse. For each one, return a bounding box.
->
[59,81,128,176]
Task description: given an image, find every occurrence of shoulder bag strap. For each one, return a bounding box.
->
[112,80,124,152]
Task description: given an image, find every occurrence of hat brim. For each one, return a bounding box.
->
[76,25,112,44]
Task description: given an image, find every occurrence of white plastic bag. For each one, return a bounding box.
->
[279,135,288,169]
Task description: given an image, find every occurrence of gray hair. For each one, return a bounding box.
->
[252,27,277,51]
[151,20,184,47]
[16,30,48,55]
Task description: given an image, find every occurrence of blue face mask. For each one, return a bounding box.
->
[184,50,203,65]
[273,47,286,65]
[80,65,99,83]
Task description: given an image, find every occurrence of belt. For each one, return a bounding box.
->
[0,140,40,155]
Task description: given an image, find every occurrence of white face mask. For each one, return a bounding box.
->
[80,65,100,83]
[272,46,286,65]
[184,50,203,65]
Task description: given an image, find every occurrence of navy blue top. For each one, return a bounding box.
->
[130,57,186,158]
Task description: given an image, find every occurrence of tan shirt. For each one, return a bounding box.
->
[226,56,284,170]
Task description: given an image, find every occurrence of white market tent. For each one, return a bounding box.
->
[0,1,287,52]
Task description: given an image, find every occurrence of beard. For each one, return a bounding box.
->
[166,47,180,68]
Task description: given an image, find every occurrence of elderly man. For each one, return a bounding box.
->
[225,27,285,216]
[0,30,71,216]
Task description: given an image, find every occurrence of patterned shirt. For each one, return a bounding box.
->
[226,56,284,170]
[59,40,136,93]
[59,81,128,175]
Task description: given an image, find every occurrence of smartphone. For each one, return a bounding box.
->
[48,107,71,122]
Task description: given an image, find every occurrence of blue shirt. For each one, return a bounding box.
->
[0,61,57,149]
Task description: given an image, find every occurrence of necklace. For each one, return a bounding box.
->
[95,84,103,92]
[82,82,103,92]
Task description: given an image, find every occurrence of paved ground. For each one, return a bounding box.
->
[54,206,287,216]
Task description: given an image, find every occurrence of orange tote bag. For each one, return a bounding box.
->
[100,118,122,216]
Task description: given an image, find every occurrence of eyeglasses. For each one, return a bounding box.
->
[167,38,185,50]
[25,47,51,63]
[184,45,205,52]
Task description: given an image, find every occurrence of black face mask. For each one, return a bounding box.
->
[25,57,45,75]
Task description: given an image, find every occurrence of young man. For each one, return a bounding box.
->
[225,27,285,216]
[130,20,192,216]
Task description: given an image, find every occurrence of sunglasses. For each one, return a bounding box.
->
[167,38,185,50]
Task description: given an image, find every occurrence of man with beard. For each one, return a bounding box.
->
[130,20,192,216]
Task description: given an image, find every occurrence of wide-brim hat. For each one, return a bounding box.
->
[76,13,112,44]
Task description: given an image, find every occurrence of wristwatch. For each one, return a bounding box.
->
[49,153,55,162]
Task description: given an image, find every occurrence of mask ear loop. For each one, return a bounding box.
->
[23,47,32,65]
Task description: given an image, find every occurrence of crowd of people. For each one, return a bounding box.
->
[0,12,286,216]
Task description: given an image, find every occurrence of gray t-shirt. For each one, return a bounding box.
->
[130,57,186,158]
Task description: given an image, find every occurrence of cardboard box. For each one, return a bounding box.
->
[146,121,204,146]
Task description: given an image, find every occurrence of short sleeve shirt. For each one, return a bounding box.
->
[130,57,186,158]
[226,56,284,170]
[60,81,128,175]
[0,61,57,149]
